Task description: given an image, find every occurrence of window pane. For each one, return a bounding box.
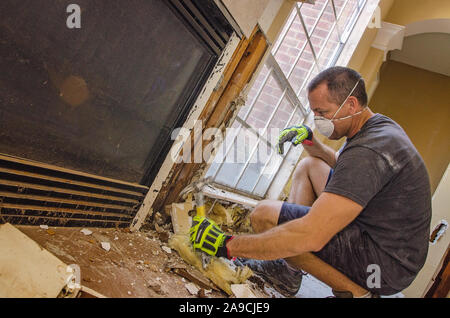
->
[272,9,298,55]
[310,1,336,55]
[317,26,341,70]
[235,139,273,193]
[333,0,348,13]
[273,13,308,78]
[213,126,258,187]
[299,0,329,35]
[288,43,314,94]
[238,64,271,119]
[298,64,320,108]
[205,119,241,179]
[245,73,284,129]
[235,96,295,193]
[252,109,304,197]
[267,97,296,130]
[337,0,359,41]
[251,156,281,196]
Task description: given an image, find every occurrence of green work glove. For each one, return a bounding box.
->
[277,124,313,155]
[189,216,233,259]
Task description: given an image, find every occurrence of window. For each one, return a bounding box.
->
[206,0,367,198]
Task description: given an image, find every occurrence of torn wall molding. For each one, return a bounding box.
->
[171,202,194,235]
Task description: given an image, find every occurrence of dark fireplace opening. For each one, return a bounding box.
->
[0,0,235,186]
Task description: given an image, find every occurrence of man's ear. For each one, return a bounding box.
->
[347,96,359,114]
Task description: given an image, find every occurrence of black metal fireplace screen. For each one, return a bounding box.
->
[0,0,235,227]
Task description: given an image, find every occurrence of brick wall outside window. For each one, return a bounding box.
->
[243,0,359,131]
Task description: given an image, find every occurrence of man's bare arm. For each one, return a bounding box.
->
[303,135,338,168]
[226,192,363,260]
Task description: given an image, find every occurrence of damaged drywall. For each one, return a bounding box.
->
[0,223,107,298]
[430,220,448,245]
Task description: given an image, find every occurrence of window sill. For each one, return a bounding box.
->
[202,184,259,208]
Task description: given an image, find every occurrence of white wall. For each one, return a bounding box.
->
[403,164,450,297]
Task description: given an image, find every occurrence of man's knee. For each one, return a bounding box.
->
[250,200,281,233]
[292,156,325,180]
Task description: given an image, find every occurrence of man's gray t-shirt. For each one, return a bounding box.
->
[324,113,432,290]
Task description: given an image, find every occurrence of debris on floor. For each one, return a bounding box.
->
[231,284,257,298]
[0,195,284,298]
[0,223,105,298]
[81,228,93,236]
[5,223,229,298]
[185,282,200,295]
[101,242,111,252]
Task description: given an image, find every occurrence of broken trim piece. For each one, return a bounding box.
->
[202,184,258,208]
[78,285,107,298]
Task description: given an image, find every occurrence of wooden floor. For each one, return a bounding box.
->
[16,225,225,298]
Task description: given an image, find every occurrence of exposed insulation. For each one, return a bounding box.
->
[204,201,230,226]
[204,200,253,234]
[168,234,253,295]
[228,204,252,233]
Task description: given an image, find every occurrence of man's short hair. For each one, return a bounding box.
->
[307,66,368,107]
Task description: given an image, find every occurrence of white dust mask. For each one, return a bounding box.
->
[313,78,366,138]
